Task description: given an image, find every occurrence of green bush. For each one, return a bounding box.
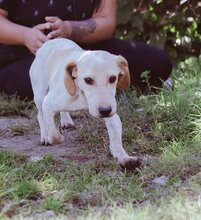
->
[116,0,201,63]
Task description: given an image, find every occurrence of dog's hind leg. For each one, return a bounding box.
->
[33,92,48,145]
[30,56,50,144]
[60,112,75,129]
[104,113,141,170]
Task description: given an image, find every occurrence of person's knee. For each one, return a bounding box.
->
[158,50,173,80]
[0,56,34,99]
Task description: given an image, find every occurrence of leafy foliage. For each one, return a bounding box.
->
[116,0,201,63]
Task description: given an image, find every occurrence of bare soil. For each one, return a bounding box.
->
[0,116,96,162]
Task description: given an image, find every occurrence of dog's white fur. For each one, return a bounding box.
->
[30,38,138,168]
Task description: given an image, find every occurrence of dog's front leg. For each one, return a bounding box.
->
[42,101,64,145]
[104,113,141,170]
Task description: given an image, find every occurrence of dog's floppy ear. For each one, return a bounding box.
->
[116,55,131,90]
[64,62,77,96]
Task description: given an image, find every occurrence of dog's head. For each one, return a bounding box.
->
[64,50,130,118]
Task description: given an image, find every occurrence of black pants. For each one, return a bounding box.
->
[0,38,172,99]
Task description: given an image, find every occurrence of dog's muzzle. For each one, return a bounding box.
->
[98,106,112,117]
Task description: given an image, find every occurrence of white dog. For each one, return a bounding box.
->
[30,38,141,169]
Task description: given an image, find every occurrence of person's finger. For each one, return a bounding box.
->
[41,35,48,43]
[45,16,59,23]
[33,42,42,54]
[32,50,36,55]
[37,41,43,49]
[48,19,62,31]
[47,30,60,39]
[48,22,57,30]
[35,23,50,31]
[33,40,45,54]
[37,31,49,43]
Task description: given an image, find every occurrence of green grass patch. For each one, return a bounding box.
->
[44,196,62,212]
[1,55,201,218]
[0,93,34,116]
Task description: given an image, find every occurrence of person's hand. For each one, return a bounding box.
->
[45,16,71,39]
[23,23,50,54]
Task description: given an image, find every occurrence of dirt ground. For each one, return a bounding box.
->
[0,116,96,162]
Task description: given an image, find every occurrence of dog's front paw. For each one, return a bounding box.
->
[47,132,65,145]
[117,156,142,170]
[41,136,49,146]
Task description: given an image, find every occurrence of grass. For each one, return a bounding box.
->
[81,194,201,220]
[0,93,34,117]
[1,55,201,219]
[44,196,62,212]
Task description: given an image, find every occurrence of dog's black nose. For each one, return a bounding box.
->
[98,106,112,117]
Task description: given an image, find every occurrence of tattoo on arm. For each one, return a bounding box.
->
[70,19,97,42]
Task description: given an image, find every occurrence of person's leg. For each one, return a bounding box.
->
[84,38,173,93]
[0,55,34,99]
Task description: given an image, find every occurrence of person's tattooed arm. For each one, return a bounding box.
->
[70,0,116,43]
[70,19,97,42]
[46,0,116,43]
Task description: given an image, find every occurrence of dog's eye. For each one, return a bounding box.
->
[84,77,94,85]
[109,76,117,84]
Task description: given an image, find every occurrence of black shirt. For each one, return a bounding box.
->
[0,0,98,65]
[0,0,96,26]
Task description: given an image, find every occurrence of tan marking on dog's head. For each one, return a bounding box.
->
[64,62,77,96]
[116,55,130,90]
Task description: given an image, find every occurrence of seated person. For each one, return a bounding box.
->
[0,0,172,99]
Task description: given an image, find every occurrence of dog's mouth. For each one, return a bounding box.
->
[92,113,114,119]
[98,113,113,118]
